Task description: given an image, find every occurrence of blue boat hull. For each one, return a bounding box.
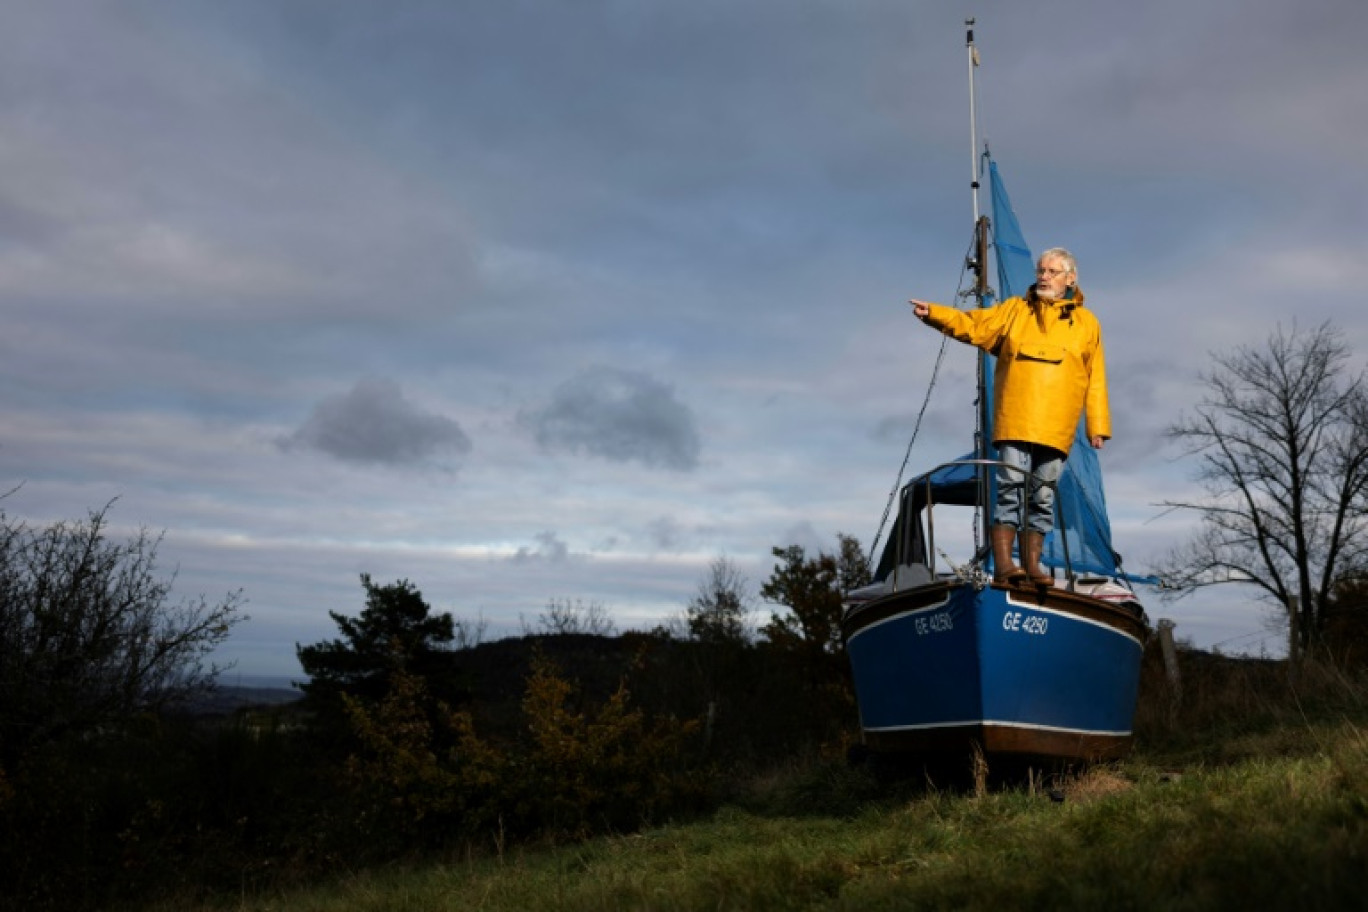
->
[843,581,1148,761]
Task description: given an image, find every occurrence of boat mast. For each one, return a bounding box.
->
[965,19,990,305]
[965,18,994,537]
[966,18,982,230]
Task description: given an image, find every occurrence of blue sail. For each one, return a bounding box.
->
[987,159,1148,582]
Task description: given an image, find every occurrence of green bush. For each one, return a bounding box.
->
[0,710,329,912]
[335,650,709,853]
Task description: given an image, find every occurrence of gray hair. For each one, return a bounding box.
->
[1038,247,1077,278]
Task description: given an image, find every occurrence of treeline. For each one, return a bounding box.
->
[0,507,871,911]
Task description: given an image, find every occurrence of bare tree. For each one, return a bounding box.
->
[1156,322,1368,657]
[0,504,246,766]
[451,612,489,650]
[685,556,754,645]
[527,597,617,637]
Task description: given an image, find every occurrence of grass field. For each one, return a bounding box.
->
[150,651,1368,912]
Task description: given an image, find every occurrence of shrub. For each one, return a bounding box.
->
[335,650,708,853]
[0,505,244,771]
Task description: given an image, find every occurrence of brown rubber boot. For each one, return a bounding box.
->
[990,525,1026,585]
[1019,530,1053,587]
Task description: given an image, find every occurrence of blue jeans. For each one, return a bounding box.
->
[994,441,1065,534]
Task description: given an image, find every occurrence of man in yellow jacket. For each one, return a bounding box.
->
[909,247,1110,587]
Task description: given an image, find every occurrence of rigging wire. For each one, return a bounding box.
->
[1210,628,1284,655]
[867,248,977,567]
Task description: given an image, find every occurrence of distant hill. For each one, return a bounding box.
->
[180,684,303,716]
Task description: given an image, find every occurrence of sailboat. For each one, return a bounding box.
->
[841,21,1151,764]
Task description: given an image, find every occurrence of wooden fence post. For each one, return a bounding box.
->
[1157,618,1181,700]
[1288,596,1300,665]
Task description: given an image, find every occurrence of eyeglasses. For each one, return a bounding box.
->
[1035,267,1070,277]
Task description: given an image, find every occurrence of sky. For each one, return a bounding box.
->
[3,0,1366,679]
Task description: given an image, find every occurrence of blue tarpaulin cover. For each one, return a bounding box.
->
[988,159,1125,578]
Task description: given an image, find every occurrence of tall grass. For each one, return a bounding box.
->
[1134,639,1368,764]
[145,732,1368,911]
[142,647,1368,912]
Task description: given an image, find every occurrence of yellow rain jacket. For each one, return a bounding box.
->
[922,288,1109,454]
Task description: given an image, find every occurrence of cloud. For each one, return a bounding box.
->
[521,366,701,471]
[512,531,570,564]
[777,521,827,557]
[4,0,1356,673]
[646,515,687,552]
[282,377,470,468]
